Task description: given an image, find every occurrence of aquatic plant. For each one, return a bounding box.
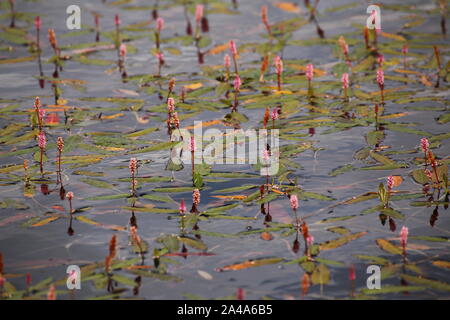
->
[261,6,272,38]
[37,131,46,174]
[274,56,283,91]
[66,191,74,214]
[229,40,238,75]
[129,158,138,197]
[376,68,384,103]
[341,73,349,101]
[190,188,200,214]
[56,137,64,183]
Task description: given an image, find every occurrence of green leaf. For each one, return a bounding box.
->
[311,264,330,285]
[80,178,115,189]
[400,274,450,292]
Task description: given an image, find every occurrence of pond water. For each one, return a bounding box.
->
[0,0,449,300]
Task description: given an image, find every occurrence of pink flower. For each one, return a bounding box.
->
[0,276,4,287]
[402,44,408,55]
[341,73,349,89]
[119,43,126,58]
[262,6,269,23]
[420,137,429,153]
[400,226,408,248]
[37,131,46,150]
[156,17,164,33]
[179,199,186,215]
[26,273,32,287]
[38,107,45,123]
[343,43,349,55]
[234,75,242,92]
[189,136,196,153]
[47,284,56,300]
[349,265,356,281]
[376,68,384,86]
[66,191,74,200]
[290,194,298,211]
[195,5,204,23]
[306,235,314,246]
[129,158,137,175]
[156,51,165,64]
[271,108,278,121]
[229,40,237,57]
[114,14,120,27]
[306,63,314,81]
[94,15,100,28]
[236,288,245,300]
[274,56,283,75]
[167,97,175,113]
[387,175,394,191]
[35,16,41,30]
[224,54,231,69]
[377,54,384,66]
[193,189,200,205]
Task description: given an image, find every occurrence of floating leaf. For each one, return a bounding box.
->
[376,239,402,255]
[217,258,283,272]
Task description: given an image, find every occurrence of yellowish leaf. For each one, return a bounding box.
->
[184,83,203,90]
[32,216,60,227]
[273,2,301,14]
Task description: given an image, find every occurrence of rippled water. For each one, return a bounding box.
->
[0,0,449,300]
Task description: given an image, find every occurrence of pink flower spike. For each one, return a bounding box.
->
[179,199,186,215]
[224,54,231,69]
[66,191,74,200]
[402,44,408,55]
[376,68,384,86]
[387,175,394,191]
[290,194,298,211]
[234,75,242,92]
[306,235,314,246]
[341,73,349,89]
[400,226,408,248]
[129,158,137,175]
[236,288,245,300]
[420,137,429,153]
[229,40,237,57]
[38,131,46,149]
[94,15,100,28]
[156,17,164,33]
[119,43,126,58]
[377,54,384,66]
[349,265,356,281]
[38,107,45,122]
[271,108,278,121]
[274,56,283,74]
[343,43,349,55]
[193,189,200,205]
[306,63,314,81]
[156,51,165,64]
[195,4,204,23]
[167,97,175,113]
[189,136,196,153]
[114,14,120,27]
[35,16,41,30]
